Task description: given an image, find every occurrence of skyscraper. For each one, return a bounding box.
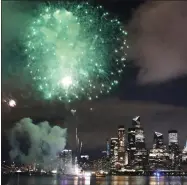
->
[149,132,169,170]
[130,116,146,149]
[132,116,147,169]
[59,149,72,165]
[132,116,140,128]
[127,128,136,165]
[118,126,126,166]
[168,130,178,145]
[110,138,118,170]
[168,130,180,169]
[153,132,164,149]
[106,139,110,158]
[182,141,187,163]
[59,149,73,173]
[135,128,146,149]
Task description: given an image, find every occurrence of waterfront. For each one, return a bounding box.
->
[2,176,187,185]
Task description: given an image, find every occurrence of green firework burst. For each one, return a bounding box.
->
[25,2,128,102]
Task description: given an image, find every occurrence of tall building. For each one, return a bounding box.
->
[59,149,73,173]
[182,141,187,163]
[153,132,164,149]
[168,130,178,145]
[106,139,110,158]
[127,128,136,165]
[149,132,169,170]
[79,155,91,170]
[59,149,72,165]
[131,116,146,149]
[132,116,147,169]
[110,138,118,170]
[168,130,180,169]
[132,116,140,128]
[135,128,146,149]
[118,126,126,166]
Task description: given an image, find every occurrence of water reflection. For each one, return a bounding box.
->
[73,177,78,185]
[2,175,187,185]
[109,176,147,185]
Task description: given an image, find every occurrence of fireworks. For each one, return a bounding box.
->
[3,98,17,108]
[8,99,16,107]
[25,2,128,102]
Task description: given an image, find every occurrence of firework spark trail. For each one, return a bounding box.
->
[90,35,98,50]
[25,2,128,102]
[80,141,83,155]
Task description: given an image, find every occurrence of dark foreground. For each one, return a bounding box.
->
[2,175,187,185]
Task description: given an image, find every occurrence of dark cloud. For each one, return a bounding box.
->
[128,1,187,84]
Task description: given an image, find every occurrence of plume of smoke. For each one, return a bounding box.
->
[127,1,187,84]
[8,118,67,167]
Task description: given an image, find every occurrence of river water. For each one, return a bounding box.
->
[2,175,187,185]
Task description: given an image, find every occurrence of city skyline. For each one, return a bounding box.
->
[107,117,186,150]
[3,116,187,174]
[106,116,187,171]
[107,116,186,150]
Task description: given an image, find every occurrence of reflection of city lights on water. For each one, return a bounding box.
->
[149,176,165,185]
[75,166,79,175]
[112,176,130,185]
[154,172,161,178]
[73,177,78,185]
[61,180,68,185]
[134,177,146,185]
[84,177,91,185]
[52,179,57,185]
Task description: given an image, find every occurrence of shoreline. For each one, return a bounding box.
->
[2,171,187,177]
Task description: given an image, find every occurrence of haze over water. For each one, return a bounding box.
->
[2,176,187,185]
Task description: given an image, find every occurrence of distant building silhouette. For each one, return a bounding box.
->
[118,126,127,166]
[149,132,169,170]
[168,130,180,169]
[110,137,118,170]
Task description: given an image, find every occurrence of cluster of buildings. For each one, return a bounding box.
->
[58,149,73,173]
[2,149,74,174]
[3,116,187,175]
[109,116,187,171]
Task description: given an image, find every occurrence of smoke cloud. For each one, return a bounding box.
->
[128,1,187,84]
[8,118,67,165]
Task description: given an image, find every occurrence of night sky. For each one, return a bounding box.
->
[2,0,187,160]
